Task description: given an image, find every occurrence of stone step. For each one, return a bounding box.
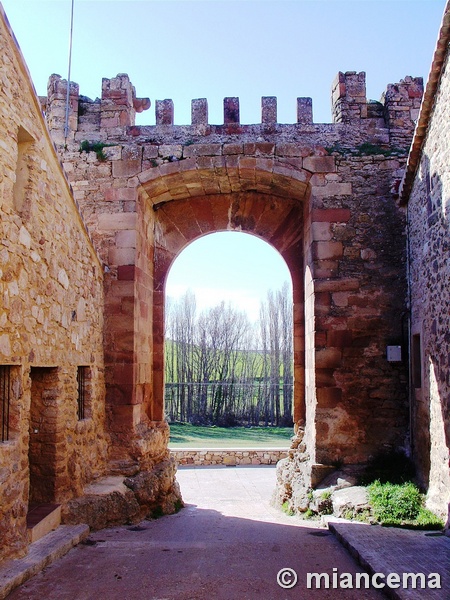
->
[0,524,90,600]
[26,503,61,543]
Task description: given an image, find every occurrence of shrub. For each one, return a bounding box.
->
[368,481,422,523]
[368,481,444,529]
[414,507,445,529]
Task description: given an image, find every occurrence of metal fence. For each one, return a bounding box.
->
[164,380,293,427]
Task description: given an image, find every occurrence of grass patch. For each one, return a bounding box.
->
[169,422,292,448]
[367,481,444,530]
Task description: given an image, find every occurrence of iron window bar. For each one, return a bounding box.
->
[1,366,11,442]
[77,366,86,420]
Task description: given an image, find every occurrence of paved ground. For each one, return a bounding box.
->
[4,466,449,599]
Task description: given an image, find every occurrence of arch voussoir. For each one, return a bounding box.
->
[142,154,311,209]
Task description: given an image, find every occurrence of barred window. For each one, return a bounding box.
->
[77,366,92,420]
[1,366,19,442]
[1,366,12,442]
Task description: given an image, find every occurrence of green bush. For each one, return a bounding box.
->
[368,481,422,522]
[368,481,444,529]
[414,507,445,529]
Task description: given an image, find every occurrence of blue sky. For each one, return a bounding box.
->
[2,0,447,318]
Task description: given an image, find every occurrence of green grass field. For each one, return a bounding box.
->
[169,423,293,448]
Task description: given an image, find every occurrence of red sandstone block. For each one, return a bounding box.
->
[139,300,148,320]
[109,247,136,266]
[303,156,336,173]
[315,369,336,388]
[348,295,369,308]
[256,157,276,173]
[116,229,136,248]
[112,159,142,178]
[119,111,131,127]
[184,143,222,157]
[117,265,135,280]
[109,404,141,431]
[315,347,342,368]
[108,315,134,335]
[311,208,351,223]
[314,278,360,292]
[244,142,275,156]
[317,387,342,408]
[178,157,198,172]
[223,143,243,155]
[276,143,303,157]
[311,221,332,241]
[98,212,137,231]
[101,116,119,128]
[104,187,137,202]
[146,179,170,197]
[327,330,353,347]
[315,331,327,346]
[158,162,181,177]
[239,156,257,170]
[347,316,384,331]
[315,291,331,307]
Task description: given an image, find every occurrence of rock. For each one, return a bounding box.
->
[332,486,370,519]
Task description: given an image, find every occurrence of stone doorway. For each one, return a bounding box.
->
[28,367,60,505]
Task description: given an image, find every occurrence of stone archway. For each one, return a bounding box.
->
[151,191,306,425]
[134,158,312,434]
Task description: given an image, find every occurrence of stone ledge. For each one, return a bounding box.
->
[171,447,288,466]
[0,524,89,600]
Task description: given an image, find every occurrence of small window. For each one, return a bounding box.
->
[1,366,20,442]
[77,366,90,420]
[1,366,12,442]
[13,127,34,218]
[412,334,422,389]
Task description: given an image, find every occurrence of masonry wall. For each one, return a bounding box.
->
[0,8,108,560]
[407,49,450,522]
[45,69,421,490]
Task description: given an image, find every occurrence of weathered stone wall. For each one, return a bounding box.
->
[43,69,421,516]
[407,49,450,523]
[0,8,108,560]
[171,448,288,466]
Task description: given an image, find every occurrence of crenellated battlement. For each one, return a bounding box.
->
[41,71,423,149]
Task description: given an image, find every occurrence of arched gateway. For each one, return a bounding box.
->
[46,70,421,517]
[147,162,308,427]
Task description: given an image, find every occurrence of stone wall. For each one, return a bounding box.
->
[406,48,450,523]
[44,68,421,514]
[0,7,108,560]
[172,448,288,467]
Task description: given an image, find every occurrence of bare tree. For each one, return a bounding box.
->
[164,283,293,427]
